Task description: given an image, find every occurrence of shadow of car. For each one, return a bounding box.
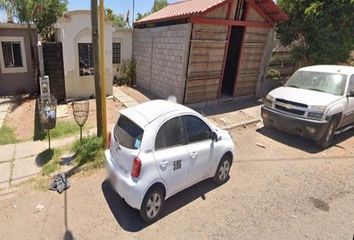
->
[257,126,354,154]
[101,177,223,232]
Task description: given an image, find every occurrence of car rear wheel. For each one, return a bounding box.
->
[213,154,232,184]
[316,117,339,148]
[140,187,165,223]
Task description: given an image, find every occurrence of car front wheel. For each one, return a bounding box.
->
[213,154,232,184]
[140,187,165,223]
[316,117,339,148]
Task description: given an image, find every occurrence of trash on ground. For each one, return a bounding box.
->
[256,143,266,148]
[35,204,44,212]
[49,173,70,194]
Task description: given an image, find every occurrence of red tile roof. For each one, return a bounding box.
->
[135,0,227,24]
[135,0,287,25]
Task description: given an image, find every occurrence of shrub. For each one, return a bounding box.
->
[72,136,103,166]
[267,68,281,81]
[116,59,136,86]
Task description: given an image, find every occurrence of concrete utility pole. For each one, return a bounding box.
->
[91,0,104,142]
[99,0,108,147]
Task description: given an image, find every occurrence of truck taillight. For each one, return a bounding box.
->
[131,157,142,178]
[107,131,112,149]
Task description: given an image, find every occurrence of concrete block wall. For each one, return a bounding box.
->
[133,24,192,103]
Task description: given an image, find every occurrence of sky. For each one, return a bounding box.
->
[0,0,175,26]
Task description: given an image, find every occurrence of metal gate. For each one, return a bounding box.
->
[43,42,66,102]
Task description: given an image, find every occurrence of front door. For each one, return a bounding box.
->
[153,117,189,196]
[182,115,214,185]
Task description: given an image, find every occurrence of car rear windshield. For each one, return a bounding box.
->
[113,115,144,150]
[285,71,348,96]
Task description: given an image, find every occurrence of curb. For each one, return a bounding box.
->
[221,119,261,131]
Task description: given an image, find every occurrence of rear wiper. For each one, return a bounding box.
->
[307,88,325,93]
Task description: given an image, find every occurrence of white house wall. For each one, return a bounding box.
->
[112,29,133,79]
[56,12,114,99]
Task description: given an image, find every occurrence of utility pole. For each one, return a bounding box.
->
[154,0,157,12]
[91,0,103,139]
[99,0,108,147]
[132,0,135,28]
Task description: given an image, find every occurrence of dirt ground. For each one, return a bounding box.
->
[66,98,124,130]
[5,97,124,140]
[0,124,353,240]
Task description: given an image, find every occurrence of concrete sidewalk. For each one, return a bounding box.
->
[0,126,102,193]
[0,136,77,191]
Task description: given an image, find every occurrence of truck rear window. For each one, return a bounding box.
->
[114,115,144,149]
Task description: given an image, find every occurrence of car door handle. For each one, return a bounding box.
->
[191,152,198,159]
[159,160,169,168]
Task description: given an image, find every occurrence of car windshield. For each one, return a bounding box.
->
[113,115,144,150]
[285,70,347,96]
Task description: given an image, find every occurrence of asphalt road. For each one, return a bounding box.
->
[0,124,354,240]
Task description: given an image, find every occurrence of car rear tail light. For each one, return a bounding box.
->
[107,131,112,149]
[131,157,142,178]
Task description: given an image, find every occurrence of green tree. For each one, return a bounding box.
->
[34,0,67,41]
[136,12,150,21]
[1,0,67,41]
[152,0,168,12]
[136,0,168,21]
[276,0,354,66]
[0,0,15,22]
[105,8,129,28]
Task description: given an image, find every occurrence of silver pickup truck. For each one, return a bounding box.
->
[261,65,354,148]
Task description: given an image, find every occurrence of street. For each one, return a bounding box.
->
[0,124,354,240]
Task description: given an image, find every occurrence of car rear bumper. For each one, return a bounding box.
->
[105,150,143,210]
[261,106,329,141]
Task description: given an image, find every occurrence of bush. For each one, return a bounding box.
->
[115,59,136,86]
[72,136,103,166]
[267,68,281,81]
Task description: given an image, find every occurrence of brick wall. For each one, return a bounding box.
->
[133,24,192,103]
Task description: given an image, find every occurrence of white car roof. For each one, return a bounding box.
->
[298,65,354,75]
[120,100,195,128]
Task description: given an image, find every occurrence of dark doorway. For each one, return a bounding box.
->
[221,26,245,96]
[43,42,66,102]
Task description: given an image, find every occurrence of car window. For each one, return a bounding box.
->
[285,71,347,96]
[182,115,211,143]
[155,117,185,150]
[114,115,144,150]
[348,75,354,93]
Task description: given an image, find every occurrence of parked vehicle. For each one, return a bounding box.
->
[262,65,354,148]
[105,100,235,222]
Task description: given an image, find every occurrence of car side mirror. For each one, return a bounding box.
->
[211,132,218,142]
[348,89,354,97]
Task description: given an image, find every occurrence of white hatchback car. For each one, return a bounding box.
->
[105,100,235,222]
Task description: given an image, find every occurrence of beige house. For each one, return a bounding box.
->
[0,23,38,96]
[55,10,132,99]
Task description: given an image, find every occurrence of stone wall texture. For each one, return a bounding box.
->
[133,24,192,103]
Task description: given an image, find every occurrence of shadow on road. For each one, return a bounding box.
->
[192,100,262,117]
[257,126,354,154]
[102,178,222,232]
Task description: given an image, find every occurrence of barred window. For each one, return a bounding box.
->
[112,43,121,64]
[1,41,23,68]
[78,43,94,76]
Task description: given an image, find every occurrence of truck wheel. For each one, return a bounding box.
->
[213,154,232,184]
[140,186,165,223]
[316,117,338,148]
